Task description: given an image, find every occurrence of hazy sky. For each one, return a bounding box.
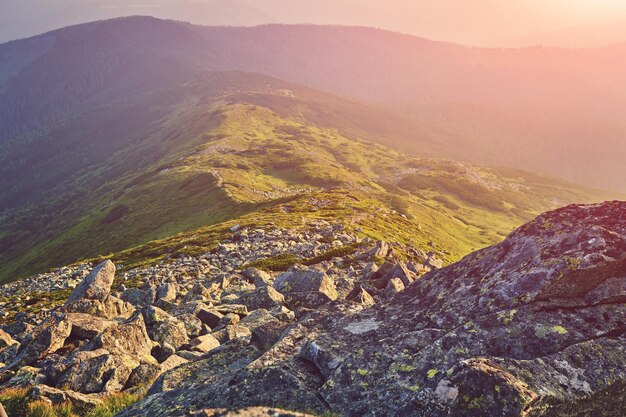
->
[1,0,626,46]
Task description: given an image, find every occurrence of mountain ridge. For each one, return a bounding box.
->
[2,16,626,191]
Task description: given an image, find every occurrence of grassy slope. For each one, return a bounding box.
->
[0,78,617,283]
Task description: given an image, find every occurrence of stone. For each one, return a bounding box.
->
[65,295,135,319]
[345,284,375,306]
[150,317,190,351]
[196,307,224,329]
[156,283,177,303]
[117,202,626,417]
[66,260,115,304]
[190,407,316,417]
[121,288,155,307]
[175,313,204,338]
[238,286,285,311]
[6,314,72,370]
[65,313,114,340]
[159,354,188,374]
[238,309,280,332]
[189,334,221,353]
[384,277,405,297]
[151,342,176,363]
[184,283,213,303]
[214,313,240,331]
[270,306,295,322]
[380,262,417,287]
[286,291,334,311]
[250,321,288,351]
[28,384,103,409]
[0,329,17,349]
[215,304,248,317]
[241,268,272,288]
[211,325,251,344]
[58,349,139,393]
[125,362,161,389]
[1,366,47,389]
[364,240,390,259]
[273,267,338,300]
[84,313,153,358]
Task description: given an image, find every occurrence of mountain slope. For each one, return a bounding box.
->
[0,70,617,283]
[115,201,626,417]
[2,17,626,191]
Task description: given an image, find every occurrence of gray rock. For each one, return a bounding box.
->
[189,334,221,353]
[156,283,177,303]
[196,307,224,329]
[66,260,115,304]
[273,267,338,300]
[211,325,251,344]
[238,286,285,311]
[150,317,190,351]
[5,314,72,370]
[28,384,103,409]
[346,284,375,306]
[190,407,315,417]
[118,202,626,417]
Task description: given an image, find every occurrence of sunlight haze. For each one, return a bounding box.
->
[2,0,626,46]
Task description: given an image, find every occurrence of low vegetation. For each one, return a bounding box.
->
[1,86,614,284]
[0,388,144,417]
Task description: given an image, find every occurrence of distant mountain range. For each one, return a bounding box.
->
[2,16,626,192]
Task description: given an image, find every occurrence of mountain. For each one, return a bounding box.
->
[1,69,613,283]
[116,201,626,417]
[0,16,625,417]
[2,17,626,192]
[1,200,624,416]
[0,17,620,283]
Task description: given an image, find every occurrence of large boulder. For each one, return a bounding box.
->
[66,260,115,304]
[57,348,140,393]
[150,318,190,351]
[117,202,626,417]
[28,384,103,409]
[66,294,135,320]
[238,287,285,311]
[273,267,338,300]
[84,313,153,359]
[4,313,72,370]
[65,313,115,340]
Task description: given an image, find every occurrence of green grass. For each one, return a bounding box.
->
[1,86,616,284]
[0,388,144,417]
[242,242,366,272]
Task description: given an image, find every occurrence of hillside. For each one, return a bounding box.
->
[2,18,626,191]
[0,201,624,417]
[0,68,616,283]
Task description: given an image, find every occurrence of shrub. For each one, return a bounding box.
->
[27,401,58,417]
[0,388,30,416]
[85,392,143,417]
[245,253,300,272]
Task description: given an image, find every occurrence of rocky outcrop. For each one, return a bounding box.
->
[191,408,315,416]
[116,202,626,417]
[0,223,442,414]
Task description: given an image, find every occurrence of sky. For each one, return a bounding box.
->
[1,0,626,46]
